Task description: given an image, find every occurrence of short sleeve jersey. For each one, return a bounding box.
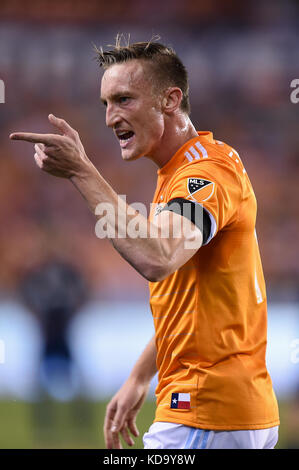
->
[149,131,279,430]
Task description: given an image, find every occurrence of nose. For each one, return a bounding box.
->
[105,103,121,128]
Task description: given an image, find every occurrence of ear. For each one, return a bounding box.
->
[162,87,183,114]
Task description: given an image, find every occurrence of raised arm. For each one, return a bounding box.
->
[10,115,203,282]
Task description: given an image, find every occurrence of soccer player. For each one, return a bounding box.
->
[10,39,280,449]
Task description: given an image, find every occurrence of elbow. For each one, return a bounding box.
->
[145,272,167,283]
[139,241,175,282]
[142,261,172,283]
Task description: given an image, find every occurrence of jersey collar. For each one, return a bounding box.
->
[157,131,214,177]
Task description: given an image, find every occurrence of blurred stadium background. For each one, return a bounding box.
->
[0,0,299,449]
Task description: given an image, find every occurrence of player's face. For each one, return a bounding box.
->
[100,60,165,161]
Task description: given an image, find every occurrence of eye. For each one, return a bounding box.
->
[119,96,130,104]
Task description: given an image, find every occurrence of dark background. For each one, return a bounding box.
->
[0,0,298,449]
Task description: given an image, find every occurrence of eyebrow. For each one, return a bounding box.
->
[100,92,132,104]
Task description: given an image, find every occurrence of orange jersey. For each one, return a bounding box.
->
[149,131,279,430]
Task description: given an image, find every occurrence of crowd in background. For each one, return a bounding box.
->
[0,0,298,305]
[0,0,298,448]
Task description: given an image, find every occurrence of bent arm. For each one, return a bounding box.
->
[10,117,203,282]
[71,166,203,281]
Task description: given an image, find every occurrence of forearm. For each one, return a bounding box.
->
[70,164,170,280]
[10,116,201,281]
[129,335,157,385]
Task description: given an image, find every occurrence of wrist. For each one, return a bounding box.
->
[129,373,152,389]
[70,159,98,183]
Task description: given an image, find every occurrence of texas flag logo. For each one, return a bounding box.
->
[171,393,191,409]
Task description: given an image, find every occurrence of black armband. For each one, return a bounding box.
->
[161,197,211,245]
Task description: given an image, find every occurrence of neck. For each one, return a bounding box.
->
[147,113,198,169]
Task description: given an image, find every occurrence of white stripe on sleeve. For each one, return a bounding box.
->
[195,141,208,159]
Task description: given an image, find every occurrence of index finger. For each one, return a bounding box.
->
[9,132,60,145]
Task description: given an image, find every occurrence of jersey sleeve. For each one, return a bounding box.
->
[166,160,242,245]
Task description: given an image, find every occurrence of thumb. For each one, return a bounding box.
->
[48,114,75,137]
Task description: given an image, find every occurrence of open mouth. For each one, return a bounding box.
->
[116,130,135,148]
